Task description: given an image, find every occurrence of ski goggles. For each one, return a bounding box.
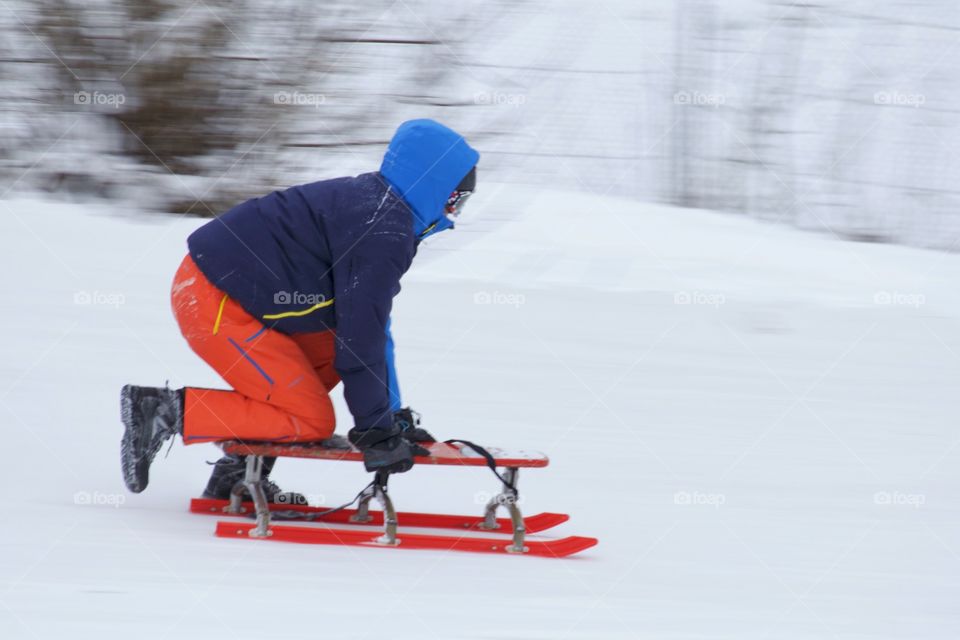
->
[444,189,473,218]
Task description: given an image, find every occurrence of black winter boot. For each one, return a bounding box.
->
[348,424,429,475]
[201,454,307,505]
[120,384,184,493]
[393,407,436,443]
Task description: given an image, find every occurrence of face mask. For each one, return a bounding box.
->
[444,189,473,220]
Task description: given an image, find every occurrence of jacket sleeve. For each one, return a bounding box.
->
[334,230,412,429]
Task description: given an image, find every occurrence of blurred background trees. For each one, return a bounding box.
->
[2,0,959,250]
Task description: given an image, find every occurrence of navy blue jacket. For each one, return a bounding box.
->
[187,120,480,429]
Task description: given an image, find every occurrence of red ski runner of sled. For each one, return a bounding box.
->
[190,498,571,534]
[199,438,598,557]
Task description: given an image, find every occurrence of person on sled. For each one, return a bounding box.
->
[119,119,479,501]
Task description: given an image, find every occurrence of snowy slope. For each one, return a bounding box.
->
[0,188,958,639]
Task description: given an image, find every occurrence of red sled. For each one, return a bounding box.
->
[198,438,597,558]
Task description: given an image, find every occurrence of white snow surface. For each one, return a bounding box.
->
[1,187,959,639]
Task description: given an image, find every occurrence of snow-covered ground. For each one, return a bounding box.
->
[1,187,958,639]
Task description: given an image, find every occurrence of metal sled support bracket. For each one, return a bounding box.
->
[478,467,526,553]
[351,472,399,546]
[226,455,272,537]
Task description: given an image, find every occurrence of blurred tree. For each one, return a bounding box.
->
[12,0,462,213]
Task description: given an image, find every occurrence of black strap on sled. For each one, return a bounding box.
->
[444,439,518,497]
[268,477,378,522]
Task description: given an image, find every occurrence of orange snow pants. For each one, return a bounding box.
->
[171,254,339,444]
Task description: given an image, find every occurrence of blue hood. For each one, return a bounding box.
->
[379,119,480,239]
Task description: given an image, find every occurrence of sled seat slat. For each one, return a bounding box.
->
[219,440,549,468]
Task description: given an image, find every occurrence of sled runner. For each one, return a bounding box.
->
[194,438,598,558]
[190,498,571,534]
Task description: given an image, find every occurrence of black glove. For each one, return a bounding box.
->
[394,407,435,443]
[348,425,429,474]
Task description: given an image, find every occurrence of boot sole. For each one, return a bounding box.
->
[120,384,147,493]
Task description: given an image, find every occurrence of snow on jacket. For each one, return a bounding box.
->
[186,119,480,429]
